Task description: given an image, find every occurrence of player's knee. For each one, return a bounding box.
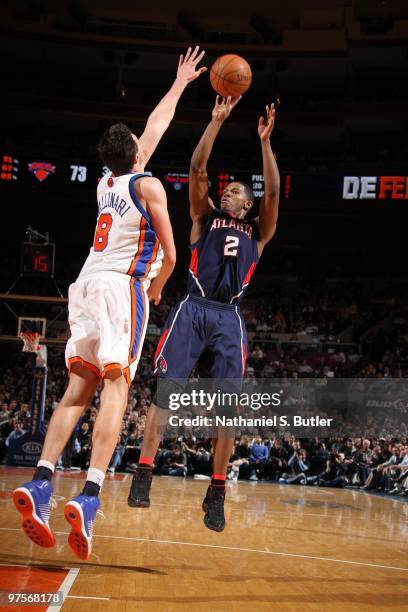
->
[91,423,111,447]
[63,382,95,409]
[153,378,184,410]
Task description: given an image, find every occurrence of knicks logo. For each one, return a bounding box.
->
[28,161,56,182]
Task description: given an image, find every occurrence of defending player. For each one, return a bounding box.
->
[128,96,280,531]
[12,47,206,559]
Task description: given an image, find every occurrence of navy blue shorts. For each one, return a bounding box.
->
[153,295,247,380]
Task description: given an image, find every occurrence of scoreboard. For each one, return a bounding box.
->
[21,242,55,277]
[1,152,407,202]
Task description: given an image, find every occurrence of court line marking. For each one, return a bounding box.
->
[4,527,405,573]
[0,563,80,611]
[66,595,110,601]
[49,567,79,612]
[0,563,107,602]
[91,533,408,573]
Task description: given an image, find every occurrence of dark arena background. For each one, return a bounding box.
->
[1,1,408,610]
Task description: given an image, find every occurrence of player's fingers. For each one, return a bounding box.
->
[184,47,192,62]
[178,54,183,68]
[197,66,207,75]
[231,95,242,107]
[190,45,200,62]
[193,49,205,65]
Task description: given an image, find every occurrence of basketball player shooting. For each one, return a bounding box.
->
[128,96,280,532]
[12,47,206,560]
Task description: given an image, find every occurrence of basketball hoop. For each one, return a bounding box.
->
[19,331,42,353]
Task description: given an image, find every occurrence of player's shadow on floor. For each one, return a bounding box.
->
[3,554,168,575]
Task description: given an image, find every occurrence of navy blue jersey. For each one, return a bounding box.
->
[187,209,260,303]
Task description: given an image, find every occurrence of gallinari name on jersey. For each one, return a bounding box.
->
[78,172,163,280]
[98,191,132,218]
[210,216,253,238]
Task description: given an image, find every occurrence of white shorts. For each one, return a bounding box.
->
[65,273,149,384]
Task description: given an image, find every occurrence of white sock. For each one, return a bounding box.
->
[37,459,55,472]
[86,467,105,489]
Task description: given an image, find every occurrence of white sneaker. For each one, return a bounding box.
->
[249,474,258,481]
[107,467,115,474]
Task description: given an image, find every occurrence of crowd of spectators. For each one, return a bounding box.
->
[1,289,407,498]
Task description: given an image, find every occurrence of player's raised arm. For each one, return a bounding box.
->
[138,46,206,168]
[257,103,280,250]
[189,95,241,223]
[140,177,176,305]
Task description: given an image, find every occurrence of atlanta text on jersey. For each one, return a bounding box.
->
[210,217,253,238]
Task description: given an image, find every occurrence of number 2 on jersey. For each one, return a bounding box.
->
[94,213,113,251]
[224,235,239,256]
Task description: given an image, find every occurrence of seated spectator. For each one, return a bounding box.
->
[384,445,408,494]
[71,421,91,470]
[122,424,143,470]
[5,421,27,447]
[108,433,126,473]
[249,436,269,481]
[352,438,372,485]
[339,437,359,483]
[159,443,187,477]
[363,444,398,491]
[265,437,288,480]
[228,436,251,481]
[308,442,330,475]
[193,444,212,477]
[279,448,310,485]
[389,445,408,496]
[307,453,347,488]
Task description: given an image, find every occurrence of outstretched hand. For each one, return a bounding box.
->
[258,103,276,141]
[177,46,207,83]
[212,95,242,123]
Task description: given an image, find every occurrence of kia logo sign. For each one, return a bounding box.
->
[22,442,42,454]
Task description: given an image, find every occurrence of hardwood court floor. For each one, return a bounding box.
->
[0,467,407,611]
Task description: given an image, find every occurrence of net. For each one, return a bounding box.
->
[19,331,42,353]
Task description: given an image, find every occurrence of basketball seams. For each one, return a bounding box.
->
[210,55,252,98]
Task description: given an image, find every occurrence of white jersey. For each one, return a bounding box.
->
[79,172,163,281]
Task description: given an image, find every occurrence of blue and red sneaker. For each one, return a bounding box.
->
[12,480,56,548]
[64,494,100,560]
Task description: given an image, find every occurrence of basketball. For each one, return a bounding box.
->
[210,54,252,98]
